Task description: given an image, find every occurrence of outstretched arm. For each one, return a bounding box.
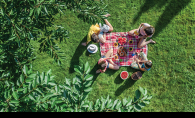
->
[99,32,106,43]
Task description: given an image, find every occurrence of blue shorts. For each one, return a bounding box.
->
[101,55,109,68]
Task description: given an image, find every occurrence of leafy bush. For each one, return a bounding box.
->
[0,62,152,112]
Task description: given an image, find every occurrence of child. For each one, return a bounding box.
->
[81,14,113,46]
[130,50,152,71]
[96,49,119,73]
[128,23,156,48]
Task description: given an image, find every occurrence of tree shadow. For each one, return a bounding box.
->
[69,34,88,73]
[132,0,191,38]
[114,66,146,96]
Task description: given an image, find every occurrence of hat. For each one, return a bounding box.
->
[87,44,98,53]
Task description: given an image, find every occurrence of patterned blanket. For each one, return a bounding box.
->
[99,32,148,66]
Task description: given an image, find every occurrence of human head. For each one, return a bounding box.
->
[145,61,152,68]
[98,60,106,70]
[144,26,155,36]
[91,33,99,43]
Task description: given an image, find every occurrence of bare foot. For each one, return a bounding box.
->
[81,42,87,46]
[149,39,156,44]
[96,70,101,74]
[103,14,111,17]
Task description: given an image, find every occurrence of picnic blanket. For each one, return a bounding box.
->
[99,32,148,66]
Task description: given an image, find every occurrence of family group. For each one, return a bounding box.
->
[81,14,156,74]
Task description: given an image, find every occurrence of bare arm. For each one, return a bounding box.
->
[137,62,146,71]
[99,33,106,43]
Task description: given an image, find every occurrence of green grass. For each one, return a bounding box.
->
[30,0,195,112]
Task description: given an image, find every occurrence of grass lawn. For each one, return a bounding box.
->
[30,0,195,112]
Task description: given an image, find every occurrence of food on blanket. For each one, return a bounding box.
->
[117,47,127,57]
[134,31,139,36]
[129,40,133,44]
[114,55,118,60]
[119,59,123,62]
[120,71,129,80]
[113,42,118,47]
[129,47,133,51]
[118,37,126,45]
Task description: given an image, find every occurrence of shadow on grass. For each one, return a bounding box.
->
[69,35,87,73]
[114,66,146,96]
[132,0,191,38]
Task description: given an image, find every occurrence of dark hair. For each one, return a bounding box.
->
[144,27,155,36]
[91,33,99,43]
[98,60,106,70]
[145,62,152,68]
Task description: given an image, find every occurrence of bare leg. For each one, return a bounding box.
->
[104,49,113,58]
[138,38,156,48]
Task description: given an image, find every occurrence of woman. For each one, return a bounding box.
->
[128,23,156,48]
[96,49,119,73]
[130,50,152,71]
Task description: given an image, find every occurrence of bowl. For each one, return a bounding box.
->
[120,71,129,80]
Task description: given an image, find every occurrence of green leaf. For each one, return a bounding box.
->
[46,69,52,75]
[29,9,34,16]
[134,104,141,112]
[135,89,141,99]
[138,102,146,108]
[25,77,34,83]
[106,99,112,108]
[5,81,10,87]
[72,77,77,85]
[55,85,59,93]
[115,100,122,110]
[122,98,128,106]
[8,36,16,41]
[32,79,36,88]
[74,65,82,75]
[23,65,28,75]
[12,91,19,100]
[36,76,41,84]
[111,99,118,109]
[29,94,36,101]
[20,74,24,83]
[144,88,147,96]
[10,100,19,104]
[28,83,32,91]
[37,7,41,16]
[83,80,93,87]
[28,74,36,79]
[15,24,21,31]
[48,82,56,86]
[101,101,105,110]
[143,100,150,104]
[126,98,132,106]
[65,78,71,86]
[81,103,89,108]
[84,87,92,92]
[147,95,152,100]
[84,62,90,74]
[45,74,50,85]
[40,72,45,84]
[44,6,48,15]
[139,86,145,95]
[84,74,93,81]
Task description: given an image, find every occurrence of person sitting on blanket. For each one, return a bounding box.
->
[81,14,113,46]
[128,23,156,48]
[96,49,119,73]
[130,50,152,71]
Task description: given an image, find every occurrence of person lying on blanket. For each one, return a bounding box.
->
[130,50,152,71]
[128,23,156,48]
[96,49,119,73]
[81,14,113,46]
